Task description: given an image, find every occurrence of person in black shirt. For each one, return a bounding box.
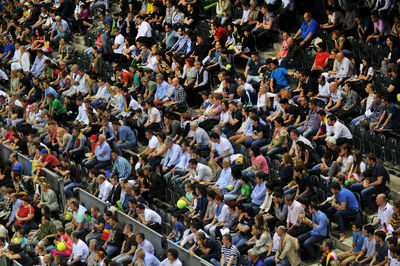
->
[372,231,389,265]
[386,65,400,104]
[103,215,124,257]
[244,116,268,147]
[56,158,80,198]
[112,224,137,265]
[85,206,105,244]
[1,243,33,266]
[293,96,310,129]
[191,35,210,62]
[10,134,28,155]
[189,231,220,261]
[232,207,255,248]
[293,165,311,201]
[350,153,389,212]
[298,70,318,99]
[280,98,298,128]
[223,101,243,138]
[142,165,165,203]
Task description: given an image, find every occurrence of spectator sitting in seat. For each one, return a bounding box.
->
[326,181,359,242]
[336,221,365,265]
[297,202,329,262]
[351,153,389,213]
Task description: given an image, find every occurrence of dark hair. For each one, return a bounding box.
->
[330,181,341,191]
[351,221,363,231]
[210,132,220,139]
[364,224,375,235]
[189,158,198,165]
[168,248,179,259]
[317,110,326,116]
[275,116,284,125]
[250,145,261,157]
[327,114,337,121]
[375,230,386,240]
[290,128,300,137]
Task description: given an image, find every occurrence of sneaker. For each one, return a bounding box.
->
[320,175,329,181]
[339,233,346,242]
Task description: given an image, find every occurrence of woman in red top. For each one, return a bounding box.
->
[311,42,331,71]
[15,195,35,233]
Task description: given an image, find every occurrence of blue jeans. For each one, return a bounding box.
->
[264,256,290,266]
[244,138,268,147]
[232,234,248,248]
[64,179,77,198]
[115,142,136,155]
[283,187,296,195]
[297,231,326,259]
[327,207,357,233]
[297,126,318,139]
[260,145,286,159]
[312,163,321,171]
[351,183,387,210]
[105,244,119,257]
[210,258,221,266]
[351,115,365,126]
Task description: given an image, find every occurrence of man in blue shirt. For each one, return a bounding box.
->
[111,150,132,179]
[297,202,329,261]
[154,74,170,101]
[85,134,112,169]
[0,36,14,63]
[244,172,266,212]
[112,121,137,155]
[245,52,265,83]
[327,181,359,241]
[161,139,182,174]
[293,12,319,48]
[164,24,178,50]
[132,248,160,265]
[9,153,24,175]
[337,222,365,265]
[50,16,71,44]
[30,50,48,78]
[269,59,289,92]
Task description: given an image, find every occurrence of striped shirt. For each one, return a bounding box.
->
[221,244,239,266]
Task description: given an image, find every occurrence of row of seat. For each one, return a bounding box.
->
[350,125,400,169]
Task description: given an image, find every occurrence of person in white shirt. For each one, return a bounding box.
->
[316,75,330,106]
[289,128,313,157]
[9,43,21,71]
[69,231,90,264]
[160,249,183,266]
[181,159,213,184]
[136,15,152,41]
[210,133,234,163]
[112,27,124,57]
[371,194,394,231]
[140,130,159,156]
[73,97,89,126]
[326,114,352,146]
[97,174,113,201]
[136,204,162,231]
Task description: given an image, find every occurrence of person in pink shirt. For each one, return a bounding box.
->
[242,145,269,185]
[366,11,391,44]
[50,228,73,257]
[275,32,289,62]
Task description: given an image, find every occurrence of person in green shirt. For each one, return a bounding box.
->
[237,175,251,203]
[47,93,67,121]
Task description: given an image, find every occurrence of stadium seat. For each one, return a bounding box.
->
[373,134,386,160]
[364,130,375,154]
[385,138,397,164]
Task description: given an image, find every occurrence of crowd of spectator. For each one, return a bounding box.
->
[1,0,400,265]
